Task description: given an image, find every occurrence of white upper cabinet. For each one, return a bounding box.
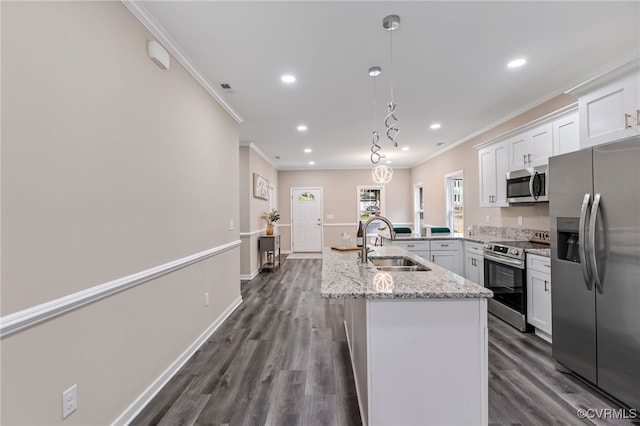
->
[507,123,553,170]
[568,59,640,148]
[552,111,580,155]
[478,141,508,207]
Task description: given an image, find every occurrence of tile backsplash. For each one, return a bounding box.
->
[468,225,549,241]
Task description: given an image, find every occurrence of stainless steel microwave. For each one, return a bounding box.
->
[506,165,548,203]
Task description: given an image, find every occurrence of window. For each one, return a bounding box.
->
[357,186,384,221]
[445,171,464,234]
[414,183,423,234]
[298,192,315,201]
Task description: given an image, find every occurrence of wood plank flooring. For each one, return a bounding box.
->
[131,258,639,426]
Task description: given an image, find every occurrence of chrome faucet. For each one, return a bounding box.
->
[360,216,396,263]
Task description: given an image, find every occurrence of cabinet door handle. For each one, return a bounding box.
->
[441,244,449,247]
[637,109,640,126]
[625,113,632,129]
[407,244,415,248]
[528,153,532,163]
[544,280,549,292]
[544,264,550,268]
[523,154,527,165]
[432,255,435,261]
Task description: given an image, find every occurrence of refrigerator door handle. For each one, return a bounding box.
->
[579,193,593,290]
[589,193,604,294]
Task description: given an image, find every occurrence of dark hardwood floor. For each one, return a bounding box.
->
[131,258,638,426]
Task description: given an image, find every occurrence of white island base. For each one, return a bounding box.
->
[344,297,488,426]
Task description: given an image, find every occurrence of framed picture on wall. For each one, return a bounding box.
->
[253,173,269,200]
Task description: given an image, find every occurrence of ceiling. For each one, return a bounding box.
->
[136,1,639,170]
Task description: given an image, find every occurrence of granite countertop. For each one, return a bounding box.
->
[321,246,494,300]
[382,233,551,257]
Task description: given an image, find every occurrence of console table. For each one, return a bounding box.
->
[258,234,280,272]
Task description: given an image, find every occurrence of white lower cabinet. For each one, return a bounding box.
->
[465,241,484,286]
[526,254,552,340]
[430,240,463,276]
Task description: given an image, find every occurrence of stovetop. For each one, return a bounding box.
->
[483,240,550,261]
[490,240,550,250]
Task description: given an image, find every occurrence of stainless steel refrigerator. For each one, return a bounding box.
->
[550,135,640,411]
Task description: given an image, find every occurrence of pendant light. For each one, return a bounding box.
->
[372,164,393,184]
[369,66,382,165]
[383,15,400,147]
[368,66,394,184]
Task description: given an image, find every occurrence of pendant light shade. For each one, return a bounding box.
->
[372,164,393,184]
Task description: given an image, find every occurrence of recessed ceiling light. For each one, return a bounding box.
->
[297,124,308,132]
[401,146,410,151]
[308,161,315,165]
[304,148,312,153]
[281,74,296,83]
[507,58,526,68]
[368,66,382,77]
[430,123,441,129]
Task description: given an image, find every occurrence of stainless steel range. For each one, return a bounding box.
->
[483,240,549,331]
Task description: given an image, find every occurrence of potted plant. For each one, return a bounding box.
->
[263,209,280,235]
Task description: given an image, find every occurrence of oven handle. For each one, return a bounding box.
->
[578,193,593,291]
[483,252,525,269]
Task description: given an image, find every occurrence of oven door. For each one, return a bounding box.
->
[483,252,526,313]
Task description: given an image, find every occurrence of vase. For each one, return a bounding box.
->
[266,223,274,235]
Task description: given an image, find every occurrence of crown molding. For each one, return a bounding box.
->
[121,1,243,124]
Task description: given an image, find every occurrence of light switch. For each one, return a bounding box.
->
[229,220,234,231]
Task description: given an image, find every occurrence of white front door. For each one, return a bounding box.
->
[291,188,323,252]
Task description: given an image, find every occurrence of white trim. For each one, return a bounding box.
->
[239,229,265,237]
[240,270,259,281]
[323,223,356,227]
[566,56,640,96]
[0,240,242,338]
[277,223,291,228]
[121,1,242,124]
[112,296,243,426]
[240,142,279,171]
[472,104,578,150]
[414,103,578,167]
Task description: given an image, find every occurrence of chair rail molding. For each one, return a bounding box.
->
[0,240,242,338]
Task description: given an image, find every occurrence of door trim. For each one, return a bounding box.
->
[290,187,324,253]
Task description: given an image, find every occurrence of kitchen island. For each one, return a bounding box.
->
[321,246,493,426]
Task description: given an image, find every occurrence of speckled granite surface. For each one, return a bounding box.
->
[382,226,551,257]
[321,246,494,299]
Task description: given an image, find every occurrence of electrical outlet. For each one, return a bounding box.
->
[517,215,523,225]
[62,384,77,419]
[228,220,234,231]
[204,292,209,306]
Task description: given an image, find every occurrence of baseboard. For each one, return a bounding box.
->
[240,270,259,280]
[112,295,243,426]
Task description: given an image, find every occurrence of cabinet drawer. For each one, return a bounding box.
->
[465,242,484,256]
[527,254,551,273]
[430,240,460,251]
[393,241,428,252]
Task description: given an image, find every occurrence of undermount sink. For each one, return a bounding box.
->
[369,257,431,272]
